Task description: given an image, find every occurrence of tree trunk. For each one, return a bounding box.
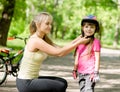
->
[113,0,120,47]
[113,20,120,47]
[0,0,15,46]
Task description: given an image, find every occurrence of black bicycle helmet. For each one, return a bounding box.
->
[81,15,100,32]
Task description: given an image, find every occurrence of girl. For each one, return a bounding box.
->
[16,12,90,92]
[72,15,101,92]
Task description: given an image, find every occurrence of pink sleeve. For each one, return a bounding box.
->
[76,46,79,53]
[76,45,85,54]
[93,39,101,52]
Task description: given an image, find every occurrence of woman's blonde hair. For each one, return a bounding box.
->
[29,12,53,45]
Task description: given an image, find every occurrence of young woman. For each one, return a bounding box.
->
[16,12,90,92]
[72,15,101,92]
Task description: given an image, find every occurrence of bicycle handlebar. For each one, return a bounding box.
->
[1,36,28,54]
[14,36,28,44]
[8,36,28,44]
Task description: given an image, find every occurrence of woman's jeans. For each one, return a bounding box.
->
[16,76,67,92]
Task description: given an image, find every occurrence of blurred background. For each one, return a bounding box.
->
[0,1,120,92]
[0,0,120,49]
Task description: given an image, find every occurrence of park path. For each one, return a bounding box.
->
[0,48,120,92]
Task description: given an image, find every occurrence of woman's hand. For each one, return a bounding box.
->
[77,36,90,44]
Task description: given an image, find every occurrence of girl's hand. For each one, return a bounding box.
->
[90,71,100,83]
[72,70,78,79]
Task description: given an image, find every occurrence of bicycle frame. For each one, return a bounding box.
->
[8,49,24,76]
[0,36,27,85]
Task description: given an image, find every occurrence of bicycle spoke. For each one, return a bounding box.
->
[0,59,7,85]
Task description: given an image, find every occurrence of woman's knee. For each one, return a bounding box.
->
[56,82,67,92]
[56,77,68,88]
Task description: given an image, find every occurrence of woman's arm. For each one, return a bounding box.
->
[27,37,89,57]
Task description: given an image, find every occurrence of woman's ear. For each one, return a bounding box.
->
[36,23,38,28]
[36,23,41,29]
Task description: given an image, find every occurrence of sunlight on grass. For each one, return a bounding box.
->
[7,37,72,50]
[7,39,26,50]
[102,44,120,49]
[7,38,120,50]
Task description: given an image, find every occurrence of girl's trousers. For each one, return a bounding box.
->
[79,74,95,92]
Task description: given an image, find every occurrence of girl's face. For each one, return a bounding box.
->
[82,23,96,37]
[37,17,52,35]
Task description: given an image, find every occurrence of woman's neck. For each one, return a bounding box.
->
[36,31,44,38]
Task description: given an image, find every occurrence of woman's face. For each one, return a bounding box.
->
[37,17,52,34]
[82,23,96,37]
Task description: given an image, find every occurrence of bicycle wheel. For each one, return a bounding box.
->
[0,58,7,85]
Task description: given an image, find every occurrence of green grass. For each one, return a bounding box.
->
[7,38,120,50]
[7,38,70,49]
[7,39,26,50]
[102,44,120,50]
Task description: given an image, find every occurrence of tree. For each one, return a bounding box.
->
[113,0,120,47]
[0,0,15,46]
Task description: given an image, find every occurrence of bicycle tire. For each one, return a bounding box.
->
[0,58,7,85]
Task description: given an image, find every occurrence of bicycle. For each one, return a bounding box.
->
[0,36,27,85]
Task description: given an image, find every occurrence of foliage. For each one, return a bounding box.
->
[8,0,26,37]
[0,0,120,47]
